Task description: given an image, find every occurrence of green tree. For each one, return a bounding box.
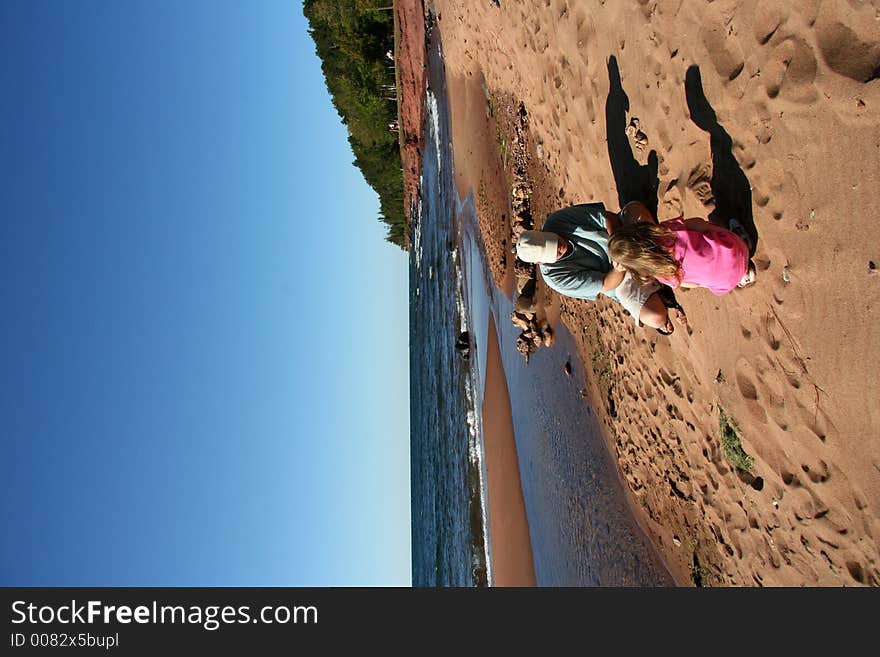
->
[303,0,407,247]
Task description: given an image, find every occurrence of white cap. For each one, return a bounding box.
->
[516,230,559,263]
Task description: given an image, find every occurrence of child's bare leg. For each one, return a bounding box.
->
[640,291,688,333]
[640,292,670,331]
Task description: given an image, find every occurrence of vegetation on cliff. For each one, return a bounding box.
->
[303,0,407,248]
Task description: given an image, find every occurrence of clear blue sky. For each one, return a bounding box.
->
[0,0,411,586]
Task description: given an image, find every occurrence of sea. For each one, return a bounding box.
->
[409,24,674,587]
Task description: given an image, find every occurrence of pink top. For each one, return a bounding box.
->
[655,218,749,295]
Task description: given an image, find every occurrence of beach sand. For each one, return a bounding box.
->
[427,0,880,586]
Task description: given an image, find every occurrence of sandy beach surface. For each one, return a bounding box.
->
[422,0,880,586]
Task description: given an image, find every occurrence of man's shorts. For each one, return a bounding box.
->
[613,272,659,325]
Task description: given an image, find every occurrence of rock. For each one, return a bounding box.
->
[625,117,640,136]
[515,333,536,359]
[513,259,536,278]
[542,325,555,347]
[515,294,537,314]
[454,331,471,361]
[563,360,572,377]
[511,312,531,330]
[516,278,536,298]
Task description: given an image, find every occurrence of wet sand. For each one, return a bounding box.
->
[459,195,674,586]
[481,313,537,586]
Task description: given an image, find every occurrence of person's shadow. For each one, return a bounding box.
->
[685,65,758,255]
[605,56,659,219]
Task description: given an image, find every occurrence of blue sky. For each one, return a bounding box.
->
[0,0,411,585]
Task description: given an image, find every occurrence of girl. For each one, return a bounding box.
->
[608,217,756,295]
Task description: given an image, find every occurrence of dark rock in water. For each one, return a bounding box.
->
[563,359,572,377]
[515,332,536,362]
[455,331,472,360]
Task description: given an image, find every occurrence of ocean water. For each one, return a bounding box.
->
[410,26,674,587]
[408,28,490,587]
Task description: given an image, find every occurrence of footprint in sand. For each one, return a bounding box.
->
[753,3,786,45]
[762,36,818,103]
[734,357,768,425]
[814,0,880,83]
[845,560,869,585]
[700,7,745,81]
[801,459,830,484]
[808,409,833,446]
[780,468,801,488]
[752,185,770,209]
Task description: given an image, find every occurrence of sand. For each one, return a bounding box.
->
[427,0,880,586]
[481,314,537,585]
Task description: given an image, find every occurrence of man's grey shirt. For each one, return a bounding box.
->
[539,203,617,301]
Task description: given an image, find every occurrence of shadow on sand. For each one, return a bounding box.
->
[605,55,659,219]
[685,65,758,255]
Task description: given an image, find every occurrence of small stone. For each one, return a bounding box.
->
[673,536,682,547]
[511,312,531,330]
[782,266,791,283]
[625,117,640,137]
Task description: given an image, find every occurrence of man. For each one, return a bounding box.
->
[516,201,686,334]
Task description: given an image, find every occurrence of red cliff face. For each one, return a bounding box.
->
[394,0,426,250]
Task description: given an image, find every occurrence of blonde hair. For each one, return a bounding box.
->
[608,222,681,285]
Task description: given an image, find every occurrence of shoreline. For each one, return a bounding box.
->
[460,196,674,585]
